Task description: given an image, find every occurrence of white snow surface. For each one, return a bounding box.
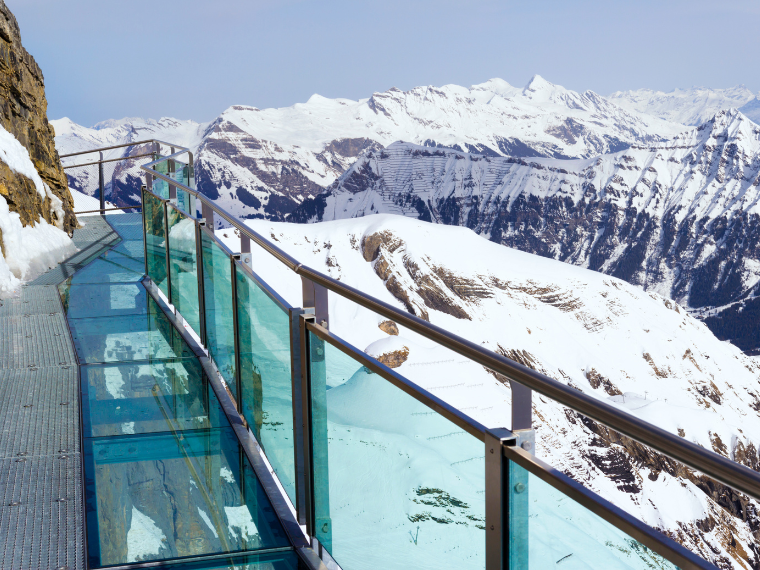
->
[127,506,166,562]
[215,214,760,568]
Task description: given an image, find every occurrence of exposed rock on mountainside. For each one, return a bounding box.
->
[0,0,75,234]
[219,215,760,569]
[53,76,684,220]
[291,110,760,352]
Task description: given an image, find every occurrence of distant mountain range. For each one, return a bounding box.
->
[52,77,760,353]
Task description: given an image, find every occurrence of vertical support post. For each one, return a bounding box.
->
[508,432,531,570]
[301,277,329,329]
[290,307,307,526]
[241,235,252,269]
[299,314,316,537]
[202,202,215,231]
[141,185,149,277]
[230,255,242,410]
[98,151,105,212]
[164,201,173,306]
[510,381,532,431]
[196,220,207,347]
[168,148,177,202]
[485,428,515,570]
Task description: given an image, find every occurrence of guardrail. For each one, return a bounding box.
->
[78,138,757,569]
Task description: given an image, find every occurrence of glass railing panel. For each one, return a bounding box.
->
[200,231,237,397]
[509,457,678,569]
[68,297,195,364]
[167,205,201,334]
[105,213,144,241]
[143,188,169,296]
[60,282,158,319]
[308,330,485,569]
[236,268,296,505]
[83,427,291,567]
[153,158,170,199]
[80,358,229,438]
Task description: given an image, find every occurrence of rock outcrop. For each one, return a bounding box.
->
[0,0,75,234]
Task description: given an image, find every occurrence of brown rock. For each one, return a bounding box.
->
[375,346,409,368]
[0,1,75,234]
[378,320,399,335]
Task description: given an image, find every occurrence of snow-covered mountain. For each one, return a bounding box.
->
[52,75,685,219]
[609,85,759,126]
[290,109,760,353]
[214,215,760,569]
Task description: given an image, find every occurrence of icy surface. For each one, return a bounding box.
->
[126,506,166,562]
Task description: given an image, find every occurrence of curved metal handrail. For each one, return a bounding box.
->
[137,143,760,504]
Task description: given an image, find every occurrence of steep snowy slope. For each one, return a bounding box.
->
[53,76,684,221]
[216,215,760,569]
[609,86,758,126]
[292,109,760,353]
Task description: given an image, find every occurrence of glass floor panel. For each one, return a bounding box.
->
[81,358,229,438]
[98,248,146,274]
[111,239,146,261]
[128,551,302,570]
[60,282,160,319]
[68,310,195,363]
[69,257,144,285]
[84,428,291,567]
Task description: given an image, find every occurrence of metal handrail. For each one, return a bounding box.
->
[138,145,760,504]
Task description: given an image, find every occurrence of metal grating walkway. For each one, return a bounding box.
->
[0,214,122,570]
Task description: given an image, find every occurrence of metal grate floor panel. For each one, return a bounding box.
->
[0,314,76,369]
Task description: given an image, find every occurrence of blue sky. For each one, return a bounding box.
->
[9,0,760,126]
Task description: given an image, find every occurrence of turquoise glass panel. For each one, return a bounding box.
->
[68,298,195,364]
[60,282,157,319]
[84,428,291,567]
[119,551,300,570]
[201,231,237,397]
[111,240,145,261]
[68,258,144,285]
[153,159,169,199]
[236,269,295,505]
[143,188,169,297]
[167,206,201,334]
[511,459,678,569]
[308,332,485,569]
[80,358,229,438]
[98,249,145,274]
[106,213,144,241]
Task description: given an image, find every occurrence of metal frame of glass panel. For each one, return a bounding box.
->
[61,138,757,570]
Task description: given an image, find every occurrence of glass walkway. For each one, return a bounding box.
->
[59,213,302,569]
[4,139,760,570]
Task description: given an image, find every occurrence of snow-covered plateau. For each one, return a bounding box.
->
[213,215,760,569]
[0,123,75,296]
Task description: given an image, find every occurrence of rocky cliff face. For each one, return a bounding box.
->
[0,0,75,234]
[289,110,760,353]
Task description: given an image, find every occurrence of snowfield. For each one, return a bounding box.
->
[213,215,760,569]
[0,123,75,296]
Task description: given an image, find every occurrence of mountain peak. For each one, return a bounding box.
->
[523,74,554,93]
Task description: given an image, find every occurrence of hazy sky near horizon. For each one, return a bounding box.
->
[9,0,760,127]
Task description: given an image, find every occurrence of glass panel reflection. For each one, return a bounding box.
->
[61,282,156,319]
[512,459,678,569]
[167,206,201,334]
[123,551,301,570]
[111,240,145,261]
[308,331,485,569]
[68,297,195,363]
[84,428,290,567]
[201,232,236,397]
[144,188,169,297]
[80,358,228,438]
[237,269,296,506]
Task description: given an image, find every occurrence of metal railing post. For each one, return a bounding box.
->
[202,202,215,231]
[164,201,173,306]
[231,255,242,410]
[241,235,252,269]
[485,428,516,570]
[196,220,207,346]
[141,184,149,277]
[302,277,328,329]
[290,307,307,526]
[511,381,532,431]
[98,151,105,212]
[299,312,316,537]
[168,147,177,202]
